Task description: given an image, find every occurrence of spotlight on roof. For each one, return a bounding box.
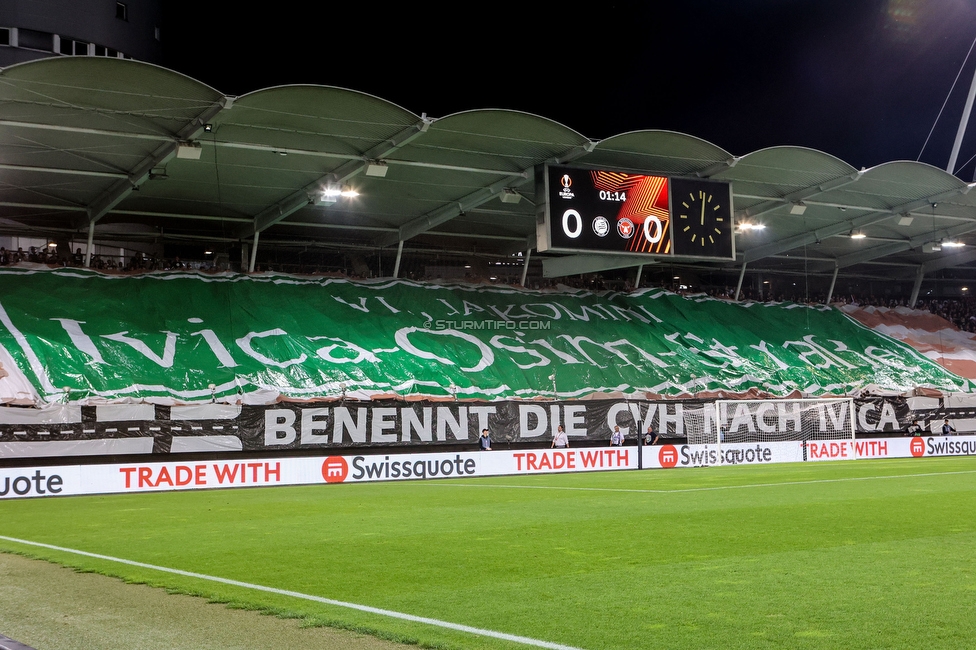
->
[923,242,942,253]
[897,215,914,226]
[365,161,388,177]
[943,240,965,248]
[500,188,522,204]
[315,187,340,206]
[176,142,203,160]
[789,202,807,215]
[850,231,867,239]
[738,223,765,231]
[340,186,359,198]
[203,124,213,133]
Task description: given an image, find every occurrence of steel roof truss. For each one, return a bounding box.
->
[83,97,230,228]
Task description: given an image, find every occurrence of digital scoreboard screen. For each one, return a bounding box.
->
[538,165,734,260]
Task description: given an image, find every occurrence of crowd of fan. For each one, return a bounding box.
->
[0,246,223,273]
[832,294,976,332]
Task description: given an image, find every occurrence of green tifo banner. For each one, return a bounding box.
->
[0,269,967,405]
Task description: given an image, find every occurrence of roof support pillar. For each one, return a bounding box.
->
[84,221,95,268]
[392,240,404,279]
[826,262,839,305]
[910,265,925,309]
[734,262,747,301]
[634,264,644,290]
[520,249,532,287]
[248,231,260,273]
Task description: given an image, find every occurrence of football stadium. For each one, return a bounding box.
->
[3,7,976,649]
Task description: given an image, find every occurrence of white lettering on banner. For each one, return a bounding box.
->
[394,327,494,373]
[564,405,586,436]
[236,329,308,368]
[307,336,378,364]
[333,407,367,444]
[436,407,468,441]
[263,406,486,445]
[51,319,104,364]
[265,409,296,445]
[784,335,858,370]
[371,408,397,444]
[301,408,329,445]
[748,340,789,371]
[659,403,684,436]
[469,406,496,434]
[375,297,400,314]
[520,303,561,320]
[189,323,239,367]
[857,403,875,431]
[556,303,608,323]
[820,402,849,432]
[876,402,900,431]
[607,403,630,434]
[489,335,550,370]
[102,330,179,368]
[332,296,370,313]
[402,408,433,442]
[520,405,548,438]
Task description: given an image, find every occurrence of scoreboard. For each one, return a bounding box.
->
[536,165,734,260]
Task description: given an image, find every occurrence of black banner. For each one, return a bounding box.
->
[0,396,964,459]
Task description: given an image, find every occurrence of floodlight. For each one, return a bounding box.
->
[500,188,521,204]
[365,162,388,177]
[176,142,202,160]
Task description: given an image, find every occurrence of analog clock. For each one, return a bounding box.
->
[670,179,734,258]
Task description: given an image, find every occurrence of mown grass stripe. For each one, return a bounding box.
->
[424,467,976,494]
[0,535,583,650]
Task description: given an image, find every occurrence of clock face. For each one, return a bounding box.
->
[670,179,734,259]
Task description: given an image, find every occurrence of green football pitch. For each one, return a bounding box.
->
[1,456,975,649]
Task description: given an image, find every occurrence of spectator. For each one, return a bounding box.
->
[551,425,569,449]
[610,425,624,447]
[644,424,660,446]
[478,428,492,451]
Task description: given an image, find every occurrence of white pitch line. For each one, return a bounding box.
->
[423,469,976,495]
[0,535,583,650]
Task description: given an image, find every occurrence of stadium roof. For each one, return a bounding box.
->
[4,57,976,292]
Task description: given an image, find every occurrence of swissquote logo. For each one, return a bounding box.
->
[322,456,349,483]
[558,174,574,199]
[659,444,679,468]
[910,437,926,457]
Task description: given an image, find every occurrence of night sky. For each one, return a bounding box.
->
[163,0,976,177]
